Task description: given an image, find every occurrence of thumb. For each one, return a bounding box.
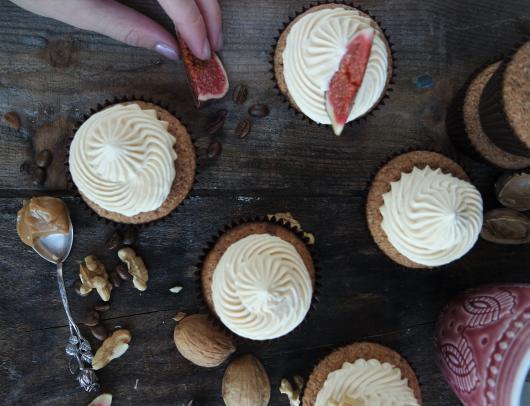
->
[10,0,180,60]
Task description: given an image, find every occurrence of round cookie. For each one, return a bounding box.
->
[201,221,316,319]
[463,62,530,169]
[273,3,393,121]
[302,342,422,406]
[366,151,470,269]
[73,101,196,224]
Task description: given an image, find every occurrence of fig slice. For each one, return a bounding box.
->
[325,27,375,135]
[88,393,112,406]
[495,172,530,211]
[177,37,229,108]
[481,208,530,244]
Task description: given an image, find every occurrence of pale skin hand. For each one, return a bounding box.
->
[10,0,223,60]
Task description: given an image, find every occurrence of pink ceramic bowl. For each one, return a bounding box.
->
[435,284,530,406]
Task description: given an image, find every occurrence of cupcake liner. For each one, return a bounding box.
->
[269,1,397,133]
[65,95,199,229]
[363,147,475,271]
[195,215,321,345]
[479,37,530,157]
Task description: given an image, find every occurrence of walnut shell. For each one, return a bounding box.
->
[173,314,235,367]
[222,354,271,406]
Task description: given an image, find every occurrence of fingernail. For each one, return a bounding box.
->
[154,42,179,61]
[201,39,211,60]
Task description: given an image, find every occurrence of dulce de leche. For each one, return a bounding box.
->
[17,197,70,247]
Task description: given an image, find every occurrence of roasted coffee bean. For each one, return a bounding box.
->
[116,264,130,280]
[83,310,100,327]
[32,167,47,186]
[122,227,137,245]
[235,119,251,138]
[74,279,89,297]
[248,104,269,118]
[3,111,21,130]
[35,149,53,168]
[105,230,122,250]
[206,109,228,135]
[94,302,111,312]
[110,271,121,288]
[90,324,108,341]
[232,84,248,104]
[207,141,222,159]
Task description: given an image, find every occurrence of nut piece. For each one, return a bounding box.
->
[169,285,183,294]
[118,248,148,291]
[92,329,131,370]
[481,208,530,244]
[88,393,112,406]
[3,111,21,130]
[279,375,304,406]
[173,312,187,322]
[496,172,530,211]
[222,354,270,406]
[173,314,235,367]
[268,212,315,245]
[79,256,113,301]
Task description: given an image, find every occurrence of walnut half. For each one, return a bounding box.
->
[118,248,148,291]
[279,375,304,406]
[92,329,131,370]
[79,255,112,301]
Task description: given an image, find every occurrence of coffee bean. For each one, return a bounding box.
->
[116,264,130,280]
[35,149,53,168]
[205,109,227,135]
[248,104,269,118]
[232,84,248,104]
[74,279,89,297]
[32,167,47,186]
[110,271,121,288]
[105,230,122,250]
[122,227,137,245]
[3,111,21,130]
[235,119,251,138]
[207,141,222,159]
[94,302,111,312]
[90,324,108,341]
[83,310,100,327]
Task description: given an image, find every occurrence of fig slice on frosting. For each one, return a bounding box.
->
[325,27,374,135]
[177,36,229,108]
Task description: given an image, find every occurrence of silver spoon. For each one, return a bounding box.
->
[32,216,99,392]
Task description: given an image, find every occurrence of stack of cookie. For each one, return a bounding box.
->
[447,40,530,170]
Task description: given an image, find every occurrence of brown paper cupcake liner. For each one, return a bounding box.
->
[363,147,475,271]
[269,1,397,132]
[301,341,423,406]
[65,95,199,229]
[195,215,321,345]
[479,37,530,157]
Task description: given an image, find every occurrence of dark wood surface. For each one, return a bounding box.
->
[1,0,530,404]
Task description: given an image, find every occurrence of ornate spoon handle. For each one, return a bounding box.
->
[56,262,99,392]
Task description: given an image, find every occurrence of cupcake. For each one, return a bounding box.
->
[68,100,196,224]
[303,342,422,405]
[273,3,393,134]
[200,218,316,341]
[447,61,530,170]
[366,151,483,268]
[480,40,530,157]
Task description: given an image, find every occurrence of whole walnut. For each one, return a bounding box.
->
[222,354,270,406]
[173,314,235,368]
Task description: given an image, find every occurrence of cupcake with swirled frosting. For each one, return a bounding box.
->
[200,218,316,341]
[366,151,483,268]
[302,342,422,406]
[68,100,196,224]
[273,3,393,129]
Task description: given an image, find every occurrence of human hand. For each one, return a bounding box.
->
[10,0,222,61]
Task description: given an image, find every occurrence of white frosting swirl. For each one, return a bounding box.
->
[316,359,419,406]
[69,103,177,216]
[380,166,483,267]
[282,7,389,124]
[211,234,313,340]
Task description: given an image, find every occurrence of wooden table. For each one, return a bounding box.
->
[1,0,529,404]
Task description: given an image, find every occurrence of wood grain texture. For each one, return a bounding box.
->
[1,0,530,404]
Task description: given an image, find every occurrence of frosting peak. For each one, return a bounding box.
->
[211,234,313,340]
[69,103,177,216]
[380,166,483,266]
